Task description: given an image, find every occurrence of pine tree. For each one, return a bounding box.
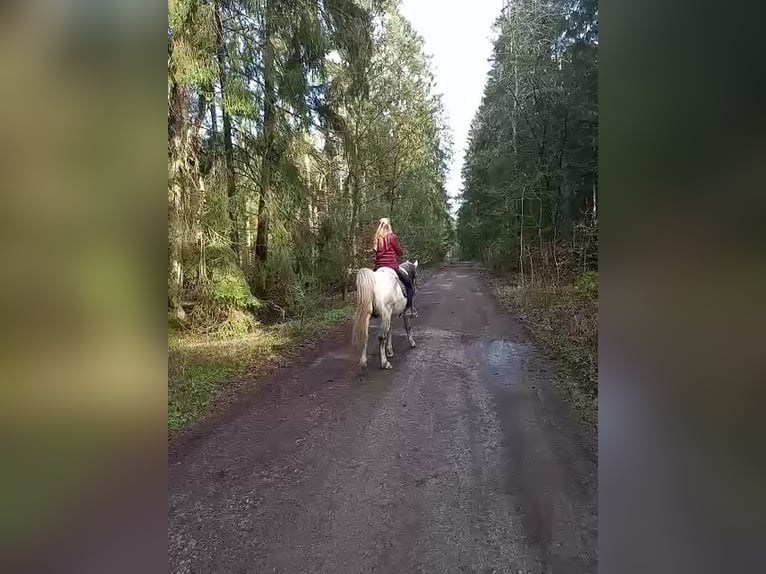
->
[457,0,598,277]
[167,0,453,322]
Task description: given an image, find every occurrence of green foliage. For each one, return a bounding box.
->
[168,0,217,86]
[481,238,519,274]
[210,263,260,309]
[168,0,453,430]
[575,271,598,299]
[456,1,598,421]
[315,218,348,291]
[168,303,352,431]
[457,0,598,270]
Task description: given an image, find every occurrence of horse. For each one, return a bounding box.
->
[351,260,418,369]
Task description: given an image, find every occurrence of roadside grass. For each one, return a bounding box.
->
[485,271,598,427]
[168,304,352,433]
[168,265,438,434]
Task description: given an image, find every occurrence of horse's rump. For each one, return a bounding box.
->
[352,262,417,369]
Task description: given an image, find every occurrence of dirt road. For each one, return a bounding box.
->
[168,264,597,573]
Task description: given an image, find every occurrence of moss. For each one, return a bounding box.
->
[209,264,260,310]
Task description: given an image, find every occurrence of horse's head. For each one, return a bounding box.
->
[402,259,418,286]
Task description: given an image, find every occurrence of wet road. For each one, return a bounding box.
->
[168,264,597,573]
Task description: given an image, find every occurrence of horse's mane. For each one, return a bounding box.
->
[400,260,417,281]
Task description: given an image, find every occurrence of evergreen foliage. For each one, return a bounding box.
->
[168,0,453,323]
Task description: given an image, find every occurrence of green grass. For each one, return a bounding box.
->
[168,304,352,432]
[486,272,598,427]
[168,266,437,433]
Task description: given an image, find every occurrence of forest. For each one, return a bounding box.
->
[456,0,598,419]
[457,0,597,277]
[168,0,453,428]
[168,0,598,428]
[168,0,453,331]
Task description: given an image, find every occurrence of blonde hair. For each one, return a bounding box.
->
[372,217,392,251]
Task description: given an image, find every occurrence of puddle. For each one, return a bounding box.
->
[309,350,351,369]
[483,339,530,368]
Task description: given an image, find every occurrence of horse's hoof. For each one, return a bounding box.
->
[409,340,416,349]
[382,361,392,370]
[358,360,367,369]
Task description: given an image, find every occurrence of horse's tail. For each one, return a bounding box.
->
[352,268,375,353]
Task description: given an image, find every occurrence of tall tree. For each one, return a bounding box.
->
[167,0,453,322]
[457,0,598,275]
[168,0,217,315]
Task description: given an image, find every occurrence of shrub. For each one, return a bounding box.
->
[210,263,260,309]
[574,270,598,299]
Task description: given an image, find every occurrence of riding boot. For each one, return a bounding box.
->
[395,268,411,308]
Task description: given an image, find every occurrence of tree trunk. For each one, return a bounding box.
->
[347,165,358,264]
[519,185,525,283]
[215,4,239,259]
[592,178,597,220]
[554,110,568,237]
[305,154,318,270]
[195,172,208,286]
[209,100,218,145]
[538,190,544,270]
[256,1,275,263]
[255,167,271,262]
[168,77,187,320]
[190,91,208,288]
[511,23,518,156]
[389,148,397,217]
[351,140,361,265]
[344,113,360,271]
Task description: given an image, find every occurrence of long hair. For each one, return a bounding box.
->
[372,217,393,252]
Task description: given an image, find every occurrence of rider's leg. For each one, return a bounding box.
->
[396,268,414,309]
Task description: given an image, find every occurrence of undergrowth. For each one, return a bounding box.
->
[169,263,437,433]
[168,302,352,433]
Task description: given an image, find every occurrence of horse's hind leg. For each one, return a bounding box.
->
[358,324,369,369]
[403,313,416,348]
[378,309,392,369]
[357,310,370,369]
[385,328,394,358]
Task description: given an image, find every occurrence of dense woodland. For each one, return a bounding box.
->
[168,0,453,327]
[457,0,598,280]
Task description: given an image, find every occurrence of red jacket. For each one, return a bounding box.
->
[374,233,403,270]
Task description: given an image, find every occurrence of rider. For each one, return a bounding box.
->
[372,217,417,317]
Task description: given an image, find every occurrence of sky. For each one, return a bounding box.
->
[399,0,500,214]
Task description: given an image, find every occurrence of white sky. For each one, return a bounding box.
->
[399,0,500,213]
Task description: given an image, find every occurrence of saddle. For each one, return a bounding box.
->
[370,267,411,319]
